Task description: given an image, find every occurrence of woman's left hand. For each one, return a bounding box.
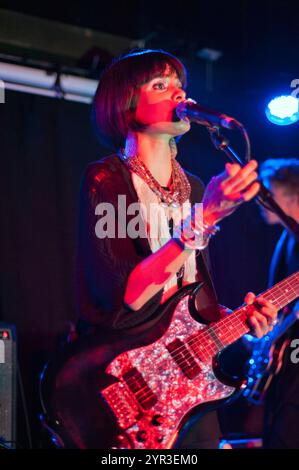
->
[202,160,260,226]
[244,292,278,338]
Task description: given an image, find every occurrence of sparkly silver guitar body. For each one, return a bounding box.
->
[40,272,299,449]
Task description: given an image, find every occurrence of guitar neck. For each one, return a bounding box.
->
[189,271,299,360]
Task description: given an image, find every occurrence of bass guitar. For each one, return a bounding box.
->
[40,270,299,449]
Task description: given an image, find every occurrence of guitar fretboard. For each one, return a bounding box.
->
[187,271,299,362]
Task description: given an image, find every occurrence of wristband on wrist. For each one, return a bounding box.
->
[172,213,220,250]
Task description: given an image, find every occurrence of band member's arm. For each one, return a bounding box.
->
[125,161,260,311]
[125,160,277,335]
[124,238,192,311]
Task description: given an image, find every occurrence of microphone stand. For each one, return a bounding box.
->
[207,125,299,243]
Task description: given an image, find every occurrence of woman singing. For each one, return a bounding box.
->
[76,49,277,448]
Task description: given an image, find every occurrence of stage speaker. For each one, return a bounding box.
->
[0,323,17,449]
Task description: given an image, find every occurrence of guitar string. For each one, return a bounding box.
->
[174,284,298,364]
[120,282,299,401]
[173,276,299,360]
[109,274,299,402]
[116,288,298,402]
[116,278,299,401]
[159,278,299,370]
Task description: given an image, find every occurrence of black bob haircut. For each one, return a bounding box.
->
[91,49,187,150]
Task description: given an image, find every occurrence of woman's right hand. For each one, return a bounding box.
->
[202,160,260,225]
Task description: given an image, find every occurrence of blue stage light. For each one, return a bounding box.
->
[266,95,299,125]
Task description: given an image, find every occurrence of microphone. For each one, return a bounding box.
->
[176,99,242,130]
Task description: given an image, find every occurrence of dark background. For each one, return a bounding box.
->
[0,0,298,448]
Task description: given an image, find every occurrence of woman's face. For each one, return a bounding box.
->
[134,63,191,137]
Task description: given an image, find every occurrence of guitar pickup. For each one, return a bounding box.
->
[166,339,201,379]
[122,367,157,410]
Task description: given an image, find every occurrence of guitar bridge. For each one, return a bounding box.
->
[101,381,141,430]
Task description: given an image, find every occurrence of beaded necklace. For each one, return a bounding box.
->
[119,152,191,208]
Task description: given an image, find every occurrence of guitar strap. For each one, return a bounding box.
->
[164,185,220,321]
[167,216,184,289]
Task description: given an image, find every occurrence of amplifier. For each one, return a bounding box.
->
[0,323,17,449]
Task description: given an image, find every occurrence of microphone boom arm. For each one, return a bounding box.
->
[207,125,299,243]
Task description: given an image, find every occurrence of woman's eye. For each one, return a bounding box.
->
[153,82,167,90]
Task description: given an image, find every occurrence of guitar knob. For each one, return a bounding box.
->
[136,430,147,442]
[152,414,163,426]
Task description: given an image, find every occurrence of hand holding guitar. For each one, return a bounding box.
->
[244,292,278,338]
[220,294,278,339]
